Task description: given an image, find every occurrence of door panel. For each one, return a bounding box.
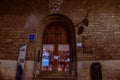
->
[41,23,70,74]
[41,44,70,72]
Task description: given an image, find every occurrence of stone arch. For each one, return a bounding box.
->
[36,14,77,77]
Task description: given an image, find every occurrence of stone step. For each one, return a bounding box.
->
[32,74,75,80]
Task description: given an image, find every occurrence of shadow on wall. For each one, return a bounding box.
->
[0,70,5,80]
[116,73,120,80]
[0,62,5,80]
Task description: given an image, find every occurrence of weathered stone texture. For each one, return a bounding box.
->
[77,60,120,80]
[0,0,120,80]
[0,0,120,60]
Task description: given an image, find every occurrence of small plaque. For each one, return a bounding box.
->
[28,34,35,41]
[77,42,82,48]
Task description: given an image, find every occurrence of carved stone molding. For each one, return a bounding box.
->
[49,0,63,13]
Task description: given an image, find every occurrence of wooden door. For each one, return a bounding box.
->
[41,22,70,74]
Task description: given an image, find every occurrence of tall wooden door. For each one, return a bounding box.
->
[41,22,71,74]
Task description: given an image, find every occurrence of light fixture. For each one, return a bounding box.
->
[77,25,84,35]
[76,11,90,35]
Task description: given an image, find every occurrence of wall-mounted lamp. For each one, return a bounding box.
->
[77,25,84,35]
[76,11,90,35]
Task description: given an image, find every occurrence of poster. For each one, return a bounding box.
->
[18,44,27,69]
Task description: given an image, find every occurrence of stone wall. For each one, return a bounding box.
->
[77,60,120,80]
[0,60,17,80]
[0,0,120,60]
[0,60,120,80]
[0,60,34,80]
[0,0,120,80]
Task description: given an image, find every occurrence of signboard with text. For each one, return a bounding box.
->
[18,44,27,69]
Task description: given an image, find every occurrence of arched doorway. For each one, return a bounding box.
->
[41,22,70,73]
[36,14,77,80]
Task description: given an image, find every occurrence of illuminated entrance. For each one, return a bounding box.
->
[35,14,76,80]
[41,23,70,73]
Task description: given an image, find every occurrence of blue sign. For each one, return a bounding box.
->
[42,58,49,66]
[28,34,35,41]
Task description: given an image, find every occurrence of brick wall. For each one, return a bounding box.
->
[0,0,120,80]
[0,13,37,60]
[0,0,120,60]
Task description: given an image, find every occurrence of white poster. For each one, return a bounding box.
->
[18,44,27,69]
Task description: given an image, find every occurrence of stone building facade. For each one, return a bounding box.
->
[0,0,120,80]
